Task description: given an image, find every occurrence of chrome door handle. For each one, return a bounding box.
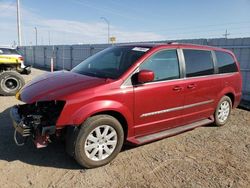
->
[173,86,183,91]
[187,84,196,89]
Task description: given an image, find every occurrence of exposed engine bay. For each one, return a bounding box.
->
[10,101,65,148]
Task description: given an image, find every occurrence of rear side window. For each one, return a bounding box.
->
[140,49,180,81]
[183,49,214,77]
[215,51,238,73]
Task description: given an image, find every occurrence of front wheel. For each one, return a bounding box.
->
[74,115,124,168]
[214,96,232,126]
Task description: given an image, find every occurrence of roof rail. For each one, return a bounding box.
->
[0,46,16,49]
[167,41,179,45]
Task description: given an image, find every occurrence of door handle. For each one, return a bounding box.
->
[187,84,196,89]
[173,86,183,92]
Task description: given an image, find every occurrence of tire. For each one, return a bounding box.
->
[0,71,25,96]
[214,96,232,126]
[74,115,124,168]
[19,66,32,75]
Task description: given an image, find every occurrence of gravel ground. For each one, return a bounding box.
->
[0,68,250,188]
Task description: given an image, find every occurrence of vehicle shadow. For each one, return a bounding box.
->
[0,107,137,170]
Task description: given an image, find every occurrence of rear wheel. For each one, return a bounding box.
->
[0,71,25,96]
[214,96,232,126]
[74,115,124,168]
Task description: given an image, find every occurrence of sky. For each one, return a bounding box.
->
[0,0,250,46]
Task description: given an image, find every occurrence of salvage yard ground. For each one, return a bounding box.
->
[0,68,250,188]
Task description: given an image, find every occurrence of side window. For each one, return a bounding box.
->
[215,51,238,73]
[139,49,180,82]
[183,49,214,77]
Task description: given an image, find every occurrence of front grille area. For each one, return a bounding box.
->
[17,100,65,130]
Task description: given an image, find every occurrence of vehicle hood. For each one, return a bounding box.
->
[19,71,107,103]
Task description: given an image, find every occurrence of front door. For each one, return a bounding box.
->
[133,49,185,137]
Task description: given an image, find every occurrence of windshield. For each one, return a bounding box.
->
[0,48,20,55]
[72,46,150,79]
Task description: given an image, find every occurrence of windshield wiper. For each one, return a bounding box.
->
[76,70,111,79]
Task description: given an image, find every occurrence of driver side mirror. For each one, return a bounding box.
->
[138,70,154,84]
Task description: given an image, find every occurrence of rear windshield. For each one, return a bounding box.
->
[0,48,20,55]
[72,46,150,79]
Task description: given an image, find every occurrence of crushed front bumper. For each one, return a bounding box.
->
[10,105,32,137]
[10,105,57,148]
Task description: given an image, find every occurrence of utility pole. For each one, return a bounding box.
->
[223,29,230,39]
[34,27,38,45]
[16,0,22,46]
[100,17,110,44]
[48,31,51,45]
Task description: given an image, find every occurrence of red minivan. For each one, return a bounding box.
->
[10,43,242,168]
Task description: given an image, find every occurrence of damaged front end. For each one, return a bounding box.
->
[10,101,65,148]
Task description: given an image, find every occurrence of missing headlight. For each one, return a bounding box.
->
[11,100,66,148]
[18,100,65,128]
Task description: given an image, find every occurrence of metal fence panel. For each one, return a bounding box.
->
[20,37,250,103]
[56,46,72,70]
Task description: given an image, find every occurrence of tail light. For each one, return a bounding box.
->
[18,57,24,61]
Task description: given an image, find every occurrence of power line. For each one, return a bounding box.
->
[73,0,146,22]
[0,0,16,15]
[166,31,249,40]
[137,21,250,34]
[74,0,250,33]
[161,26,250,37]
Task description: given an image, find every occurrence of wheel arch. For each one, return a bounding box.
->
[93,110,128,140]
[65,109,130,159]
[224,92,235,107]
[217,87,236,108]
[61,100,134,138]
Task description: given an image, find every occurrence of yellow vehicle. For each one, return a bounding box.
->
[0,47,31,96]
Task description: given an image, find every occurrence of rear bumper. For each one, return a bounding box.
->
[19,65,31,75]
[234,92,242,108]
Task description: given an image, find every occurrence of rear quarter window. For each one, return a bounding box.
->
[215,51,238,73]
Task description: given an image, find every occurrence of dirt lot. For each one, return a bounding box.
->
[0,68,250,188]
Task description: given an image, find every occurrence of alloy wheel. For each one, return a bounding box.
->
[217,101,230,123]
[84,125,118,161]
